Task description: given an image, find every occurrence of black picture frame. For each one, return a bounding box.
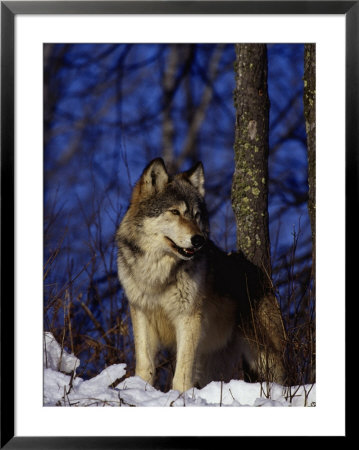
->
[1,1,353,447]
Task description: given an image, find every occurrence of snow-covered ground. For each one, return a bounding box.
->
[43,332,315,407]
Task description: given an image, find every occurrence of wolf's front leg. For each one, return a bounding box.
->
[172,315,201,392]
[130,306,158,386]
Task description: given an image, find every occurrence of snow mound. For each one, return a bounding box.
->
[44,332,80,374]
[44,364,127,406]
[43,332,316,407]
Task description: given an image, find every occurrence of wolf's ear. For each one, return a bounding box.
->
[138,158,169,197]
[184,162,205,197]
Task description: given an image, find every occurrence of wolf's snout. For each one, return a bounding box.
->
[191,235,205,249]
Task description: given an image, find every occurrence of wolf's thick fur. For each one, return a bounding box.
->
[116,158,285,392]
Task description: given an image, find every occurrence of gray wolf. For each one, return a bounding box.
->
[116,158,285,392]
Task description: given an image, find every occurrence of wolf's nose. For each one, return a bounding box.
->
[191,235,205,248]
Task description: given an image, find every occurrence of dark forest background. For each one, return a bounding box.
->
[44,44,314,388]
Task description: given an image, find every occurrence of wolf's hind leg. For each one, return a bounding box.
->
[130,306,159,385]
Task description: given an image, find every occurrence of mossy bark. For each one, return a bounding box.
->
[232,44,287,384]
[232,44,271,275]
[303,44,316,278]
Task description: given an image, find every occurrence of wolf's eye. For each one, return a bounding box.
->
[170,209,180,216]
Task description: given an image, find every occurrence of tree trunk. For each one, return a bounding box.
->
[232,44,287,384]
[303,44,316,279]
[303,43,316,384]
[232,44,271,275]
[162,45,179,169]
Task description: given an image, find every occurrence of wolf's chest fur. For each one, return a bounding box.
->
[118,248,205,316]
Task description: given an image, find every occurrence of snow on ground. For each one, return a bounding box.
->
[43,332,316,407]
[44,331,80,373]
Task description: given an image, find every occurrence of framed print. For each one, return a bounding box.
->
[1,1,354,447]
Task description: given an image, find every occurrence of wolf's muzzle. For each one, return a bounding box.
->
[165,236,204,259]
[191,235,205,249]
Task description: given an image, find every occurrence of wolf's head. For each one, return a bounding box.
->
[129,158,209,260]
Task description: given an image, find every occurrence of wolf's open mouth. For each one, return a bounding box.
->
[165,237,200,259]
